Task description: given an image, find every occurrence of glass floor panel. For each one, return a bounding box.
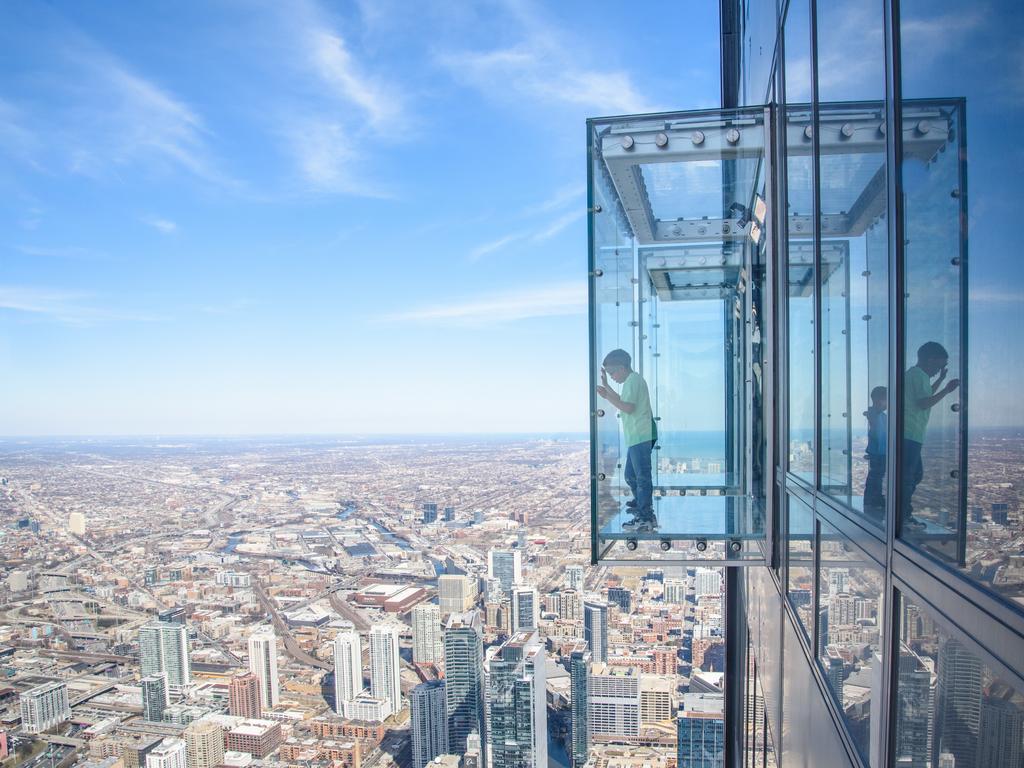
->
[654,471,739,491]
[600,494,764,541]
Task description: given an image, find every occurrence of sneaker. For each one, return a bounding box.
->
[625,499,638,509]
[904,516,927,531]
[636,518,659,532]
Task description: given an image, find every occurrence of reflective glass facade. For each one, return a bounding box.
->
[589,0,1024,765]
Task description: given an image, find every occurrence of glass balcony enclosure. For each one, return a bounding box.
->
[588,100,966,566]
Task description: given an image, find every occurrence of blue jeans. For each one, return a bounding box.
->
[901,439,924,519]
[625,441,654,516]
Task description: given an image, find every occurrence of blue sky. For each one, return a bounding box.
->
[0,0,720,435]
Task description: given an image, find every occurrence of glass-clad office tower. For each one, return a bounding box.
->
[587,0,1024,765]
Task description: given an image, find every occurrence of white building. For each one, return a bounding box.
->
[694,568,723,598]
[184,721,225,768]
[146,737,187,768]
[68,512,86,536]
[587,663,641,739]
[347,693,392,723]
[412,603,443,664]
[333,630,363,717]
[664,578,687,604]
[19,681,71,734]
[565,564,585,592]
[438,575,477,615]
[247,630,280,710]
[369,624,402,718]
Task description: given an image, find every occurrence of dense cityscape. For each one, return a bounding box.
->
[0,436,730,768]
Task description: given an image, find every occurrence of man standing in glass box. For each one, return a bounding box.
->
[596,349,658,530]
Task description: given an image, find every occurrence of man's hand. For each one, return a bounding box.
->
[596,385,610,400]
[944,378,960,394]
[600,368,609,388]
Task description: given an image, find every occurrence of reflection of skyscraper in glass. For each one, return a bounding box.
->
[410,680,449,768]
[936,638,982,768]
[247,629,280,710]
[895,646,933,766]
[583,600,609,663]
[488,549,522,596]
[485,631,547,768]
[677,693,725,768]
[444,611,484,754]
[569,648,591,768]
[977,681,1024,768]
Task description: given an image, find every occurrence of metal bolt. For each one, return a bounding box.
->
[593,269,603,277]
[621,135,635,149]
[916,120,930,135]
[804,125,813,140]
[841,123,855,138]
[692,131,705,145]
[594,409,605,417]
[726,128,741,144]
[655,132,669,148]
[598,473,606,480]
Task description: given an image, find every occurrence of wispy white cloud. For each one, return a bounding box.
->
[522,183,585,217]
[142,216,178,234]
[435,2,656,115]
[14,245,103,260]
[383,281,585,324]
[285,119,393,197]
[469,232,526,261]
[531,209,584,241]
[0,285,158,325]
[307,29,402,129]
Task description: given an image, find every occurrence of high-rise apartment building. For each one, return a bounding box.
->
[412,603,443,665]
[677,694,725,768]
[583,600,608,664]
[444,611,484,755]
[139,622,191,692]
[565,564,585,592]
[19,681,70,734]
[444,505,455,522]
[487,548,522,596]
[694,569,722,599]
[664,578,687,605]
[484,631,547,768]
[410,680,448,768]
[141,674,169,722]
[144,737,187,768]
[333,630,363,717]
[422,502,438,524]
[369,624,402,718]
[184,721,224,768]
[511,585,539,633]
[246,630,279,711]
[68,511,86,536]
[228,673,261,719]
[569,648,591,768]
[586,663,640,740]
[558,589,581,621]
[606,586,632,614]
[585,1,1024,765]
[438,574,477,615]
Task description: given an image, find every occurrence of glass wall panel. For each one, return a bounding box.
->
[739,0,778,107]
[589,129,637,559]
[786,492,814,637]
[899,0,1024,607]
[814,0,889,524]
[782,0,815,481]
[896,595,1024,768]
[816,520,885,764]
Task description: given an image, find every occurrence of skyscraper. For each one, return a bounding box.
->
[511,585,539,633]
[570,648,591,768]
[247,629,280,711]
[410,680,449,768]
[677,693,725,768]
[565,564,585,592]
[423,502,438,524]
[895,648,933,766]
[141,674,169,722]
[484,631,547,768]
[444,505,456,522]
[606,586,632,614]
[487,549,522,596]
[438,574,477,615]
[19,681,70,734]
[583,600,609,663]
[139,622,191,692]
[444,611,484,755]
[587,663,641,739]
[694,569,722,598]
[412,603,443,665]
[184,721,224,768]
[228,672,262,719]
[334,630,364,716]
[936,638,982,768]
[369,624,402,718]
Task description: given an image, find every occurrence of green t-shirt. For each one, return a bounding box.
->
[620,371,655,447]
[904,365,932,443]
